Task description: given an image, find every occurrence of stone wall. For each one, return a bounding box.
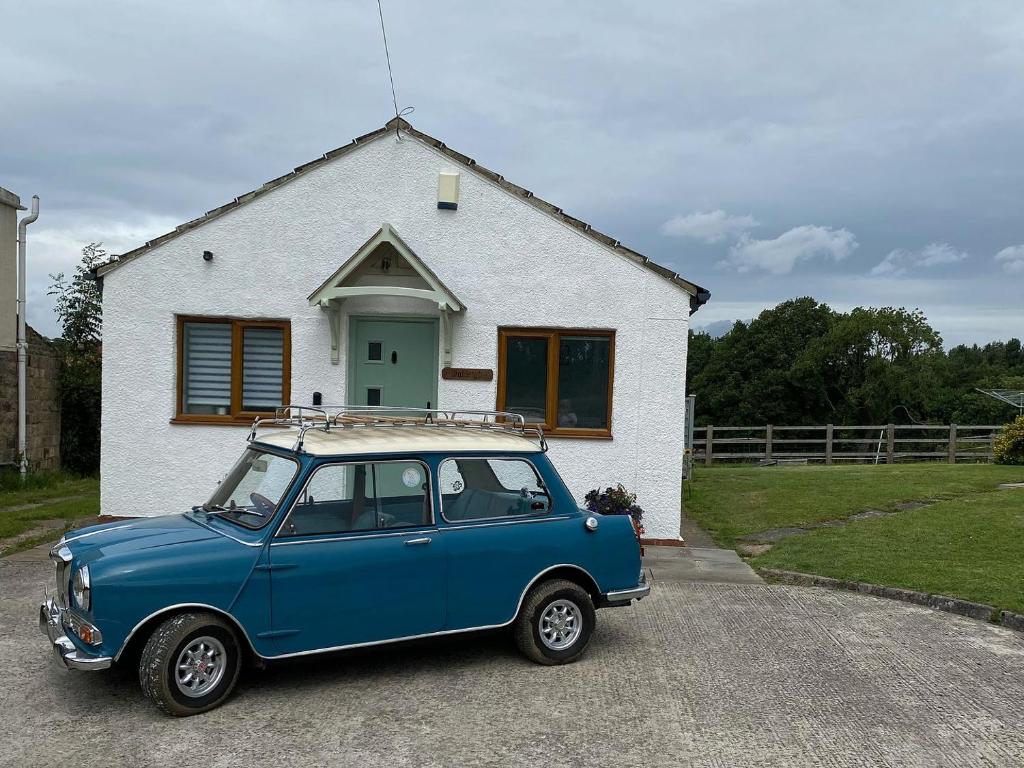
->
[0,325,61,472]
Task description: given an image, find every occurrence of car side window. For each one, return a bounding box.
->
[280,461,430,537]
[440,458,551,522]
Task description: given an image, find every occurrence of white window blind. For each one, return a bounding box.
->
[242,327,284,411]
[183,323,232,414]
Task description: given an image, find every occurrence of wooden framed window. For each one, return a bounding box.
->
[496,327,615,438]
[174,316,291,424]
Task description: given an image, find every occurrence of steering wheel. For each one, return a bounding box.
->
[249,492,276,517]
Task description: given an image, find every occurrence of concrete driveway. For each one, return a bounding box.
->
[3,544,1023,768]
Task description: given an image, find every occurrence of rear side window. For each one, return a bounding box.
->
[440,458,550,522]
[279,461,430,537]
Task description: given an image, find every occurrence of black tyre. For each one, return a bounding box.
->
[514,579,595,665]
[138,612,242,716]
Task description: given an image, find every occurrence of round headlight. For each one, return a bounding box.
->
[72,565,91,610]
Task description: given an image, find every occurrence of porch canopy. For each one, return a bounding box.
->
[308,223,465,365]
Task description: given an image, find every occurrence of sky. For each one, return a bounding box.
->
[3,0,1023,347]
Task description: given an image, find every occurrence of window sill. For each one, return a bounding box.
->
[543,431,613,440]
[169,417,261,426]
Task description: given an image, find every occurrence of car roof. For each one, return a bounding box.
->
[253,425,543,457]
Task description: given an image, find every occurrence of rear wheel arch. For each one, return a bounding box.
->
[519,565,601,613]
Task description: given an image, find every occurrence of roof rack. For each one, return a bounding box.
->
[248,405,547,453]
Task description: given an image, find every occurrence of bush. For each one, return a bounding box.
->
[994,415,1024,465]
[584,484,645,536]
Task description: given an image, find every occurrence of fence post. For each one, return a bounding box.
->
[886,423,895,464]
[948,423,957,464]
[705,425,714,467]
[765,424,773,461]
[825,424,834,465]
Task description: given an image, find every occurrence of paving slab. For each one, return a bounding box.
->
[5,541,1024,766]
[644,544,763,585]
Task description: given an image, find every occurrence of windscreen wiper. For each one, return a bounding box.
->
[191,503,265,518]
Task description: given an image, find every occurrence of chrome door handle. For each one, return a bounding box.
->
[405,537,432,546]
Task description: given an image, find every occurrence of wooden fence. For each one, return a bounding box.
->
[694,424,1003,466]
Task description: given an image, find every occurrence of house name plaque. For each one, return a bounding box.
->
[441,367,494,382]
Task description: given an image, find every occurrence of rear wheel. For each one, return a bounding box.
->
[514,579,595,665]
[138,612,242,716]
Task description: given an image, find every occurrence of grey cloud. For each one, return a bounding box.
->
[721,225,858,275]
[661,210,758,243]
[995,245,1024,274]
[3,1,1024,343]
[870,243,969,277]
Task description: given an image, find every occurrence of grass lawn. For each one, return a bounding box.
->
[686,463,1024,547]
[0,473,100,547]
[685,463,1024,615]
[752,490,1024,614]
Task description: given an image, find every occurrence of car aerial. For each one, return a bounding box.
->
[39,406,650,716]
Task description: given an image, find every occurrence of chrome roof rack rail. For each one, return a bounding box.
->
[248,405,547,453]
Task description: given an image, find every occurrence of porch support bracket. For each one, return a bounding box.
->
[440,306,453,368]
[320,299,343,365]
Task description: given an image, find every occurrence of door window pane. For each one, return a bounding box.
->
[281,462,430,536]
[242,327,285,411]
[504,336,548,423]
[366,387,382,406]
[440,458,550,521]
[557,336,610,429]
[367,341,383,362]
[183,322,232,414]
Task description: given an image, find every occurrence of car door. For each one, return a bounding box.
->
[266,459,445,656]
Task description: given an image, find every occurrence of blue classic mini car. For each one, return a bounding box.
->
[40,407,649,716]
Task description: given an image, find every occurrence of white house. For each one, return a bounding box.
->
[95,118,709,541]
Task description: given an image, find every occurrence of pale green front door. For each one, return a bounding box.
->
[349,317,439,410]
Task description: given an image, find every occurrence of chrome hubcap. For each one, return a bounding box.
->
[175,636,227,698]
[539,599,582,651]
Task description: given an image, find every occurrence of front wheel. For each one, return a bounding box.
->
[138,612,242,716]
[514,579,595,665]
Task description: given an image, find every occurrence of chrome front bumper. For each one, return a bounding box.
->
[38,598,112,671]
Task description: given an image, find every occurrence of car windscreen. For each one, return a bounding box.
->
[200,448,299,529]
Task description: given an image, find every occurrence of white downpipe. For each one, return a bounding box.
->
[16,195,40,479]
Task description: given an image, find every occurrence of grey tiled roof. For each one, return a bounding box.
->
[95,118,710,313]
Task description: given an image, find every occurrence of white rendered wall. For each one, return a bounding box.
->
[100,133,691,539]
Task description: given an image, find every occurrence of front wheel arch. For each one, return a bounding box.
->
[115,604,258,668]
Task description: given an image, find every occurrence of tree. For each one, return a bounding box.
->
[689,298,836,425]
[48,243,104,474]
[686,300,1016,428]
[791,307,944,424]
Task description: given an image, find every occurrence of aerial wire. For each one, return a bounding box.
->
[376,0,414,140]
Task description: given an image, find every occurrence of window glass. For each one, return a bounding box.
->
[242,327,285,411]
[183,322,232,415]
[204,449,298,529]
[497,328,614,436]
[281,461,430,537]
[440,458,550,521]
[367,341,383,362]
[438,460,465,495]
[367,387,382,407]
[557,336,610,429]
[504,336,548,423]
[178,317,289,420]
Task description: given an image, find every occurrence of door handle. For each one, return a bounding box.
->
[405,537,432,546]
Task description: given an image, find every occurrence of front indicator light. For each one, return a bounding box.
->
[66,612,103,646]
